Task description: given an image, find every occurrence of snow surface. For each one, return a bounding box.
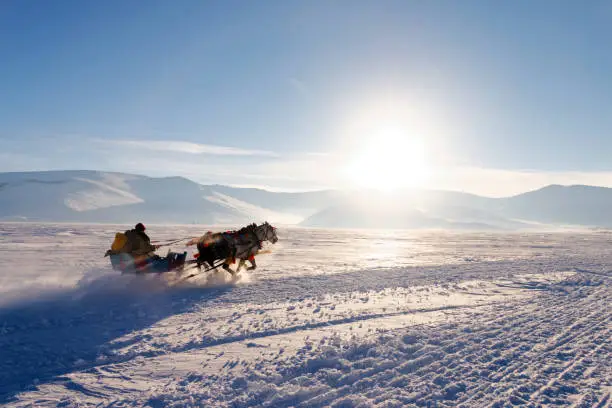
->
[0,223,610,407]
[64,176,144,211]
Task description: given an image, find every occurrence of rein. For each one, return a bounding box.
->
[152,237,192,247]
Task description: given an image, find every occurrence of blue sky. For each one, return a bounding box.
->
[2,0,612,196]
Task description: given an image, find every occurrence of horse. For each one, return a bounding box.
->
[190,222,278,274]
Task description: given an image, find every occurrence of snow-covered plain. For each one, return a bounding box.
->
[0,223,610,407]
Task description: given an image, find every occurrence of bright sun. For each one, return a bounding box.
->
[344,124,430,191]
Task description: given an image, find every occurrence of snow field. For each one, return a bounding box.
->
[0,223,610,406]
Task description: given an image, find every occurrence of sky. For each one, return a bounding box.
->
[2,0,612,197]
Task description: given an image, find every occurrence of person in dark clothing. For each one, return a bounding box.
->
[124,223,158,259]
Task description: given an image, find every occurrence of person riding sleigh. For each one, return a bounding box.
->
[105,223,186,273]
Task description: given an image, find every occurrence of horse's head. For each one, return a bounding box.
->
[258,221,278,244]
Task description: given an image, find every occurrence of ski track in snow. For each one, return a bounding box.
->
[0,223,610,407]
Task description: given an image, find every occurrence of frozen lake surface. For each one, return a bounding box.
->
[0,223,610,406]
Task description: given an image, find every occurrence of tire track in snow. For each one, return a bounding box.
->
[459,276,610,406]
[529,314,611,402]
[543,325,611,406]
[266,277,609,407]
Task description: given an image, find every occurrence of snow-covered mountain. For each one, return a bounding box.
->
[0,171,298,225]
[2,170,612,229]
[497,184,612,227]
[301,184,612,229]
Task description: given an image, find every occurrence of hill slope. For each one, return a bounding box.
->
[0,171,289,225]
[499,184,612,227]
[2,171,612,229]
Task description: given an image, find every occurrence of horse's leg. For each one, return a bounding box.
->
[247,258,257,271]
[222,257,235,275]
[236,259,246,274]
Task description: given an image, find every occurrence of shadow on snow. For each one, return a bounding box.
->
[0,270,235,403]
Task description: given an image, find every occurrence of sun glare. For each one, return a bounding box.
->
[344,124,430,192]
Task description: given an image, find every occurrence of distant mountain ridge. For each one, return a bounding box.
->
[1,170,611,230]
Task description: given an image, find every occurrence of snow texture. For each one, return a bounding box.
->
[0,223,610,407]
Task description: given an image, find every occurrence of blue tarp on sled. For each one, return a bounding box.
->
[109,252,187,274]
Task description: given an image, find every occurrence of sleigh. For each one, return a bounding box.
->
[107,251,188,274]
[104,222,278,278]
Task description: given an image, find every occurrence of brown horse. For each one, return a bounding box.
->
[188,222,278,274]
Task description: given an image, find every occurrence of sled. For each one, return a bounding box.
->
[108,251,188,274]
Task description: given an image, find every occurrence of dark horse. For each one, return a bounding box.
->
[188,222,278,274]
